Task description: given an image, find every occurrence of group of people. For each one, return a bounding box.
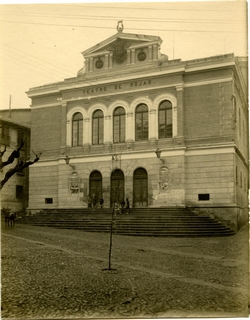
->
[87,195,130,214]
[87,195,104,210]
[114,198,130,215]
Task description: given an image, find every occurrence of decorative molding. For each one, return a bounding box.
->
[184,77,232,88]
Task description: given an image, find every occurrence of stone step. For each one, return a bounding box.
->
[18,207,235,237]
[29,225,234,237]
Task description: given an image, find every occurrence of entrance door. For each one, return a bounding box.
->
[110,169,124,207]
[89,170,102,203]
[133,168,148,207]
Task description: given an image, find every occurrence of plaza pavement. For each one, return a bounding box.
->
[1,222,249,319]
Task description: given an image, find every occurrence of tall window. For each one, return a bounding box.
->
[72,112,83,146]
[113,107,125,143]
[135,104,148,141]
[92,110,104,145]
[158,100,172,139]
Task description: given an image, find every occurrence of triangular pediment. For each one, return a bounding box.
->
[82,31,162,57]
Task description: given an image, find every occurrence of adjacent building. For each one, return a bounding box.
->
[0,109,31,212]
[26,24,248,229]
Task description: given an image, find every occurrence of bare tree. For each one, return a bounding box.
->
[0,138,24,169]
[0,139,42,190]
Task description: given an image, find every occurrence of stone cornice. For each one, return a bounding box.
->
[26,54,246,103]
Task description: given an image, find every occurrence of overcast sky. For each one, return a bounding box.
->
[0,0,247,110]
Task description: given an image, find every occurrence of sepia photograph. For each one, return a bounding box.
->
[0,0,249,319]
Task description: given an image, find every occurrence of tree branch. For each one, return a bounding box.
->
[0,152,41,190]
[0,138,24,169]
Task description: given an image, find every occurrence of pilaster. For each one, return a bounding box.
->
[126,112,134,142]
[176,84,184,137]
[89,57,93,72]
[149,109,157,140]
[127,49,131,65]
[148,46,152,61]
[104,54,109,69]
[131,49,135,64]
[83,118,90,145]
[61,102,67,150]
[109,53,113,69]
[104,115,112,143]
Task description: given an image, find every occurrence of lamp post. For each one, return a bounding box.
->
[64,155,76,171]
[155,148,162,159]
[155,148,165,164]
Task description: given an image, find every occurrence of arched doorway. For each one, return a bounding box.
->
[133,168,148,207]
[89,170,102,204]
[110,169,124,207]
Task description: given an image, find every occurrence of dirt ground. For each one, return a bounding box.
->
[1,223,249,319]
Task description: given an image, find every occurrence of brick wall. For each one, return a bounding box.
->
[184,82,233,140]
[31,106,62,158]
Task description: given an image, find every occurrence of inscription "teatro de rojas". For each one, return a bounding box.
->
[82,79,152,95]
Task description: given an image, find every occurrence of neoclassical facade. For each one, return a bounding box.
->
[26,25,248,228]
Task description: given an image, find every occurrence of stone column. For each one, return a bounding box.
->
[175,84,184,137]
[61,102,67,152]
[85,58,89,72]
[149,109,157,140]
[109,53,113,69]
[127,49,131,65]
[126,112,134,142]
[153,45,158,60]
[104,54,109,69]
[89,57,93,72]
[104,115,112,144]
[148,46,152,61]
[131,49,135,65]
[83,118,90,145]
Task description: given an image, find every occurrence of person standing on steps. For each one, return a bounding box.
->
[100,197,104,209]
[125,198,130,214]
[120,199,125,213]
[114,202,120,216]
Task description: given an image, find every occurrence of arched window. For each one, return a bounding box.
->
[113,107,125,143]
[72,112,83,146]
[158,100,172,139]
[92,110,104,145]
[135,104,148,141]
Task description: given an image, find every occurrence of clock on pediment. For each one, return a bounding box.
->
[138,51,146,61]
[95,58,103,69]
[112,38,127,64]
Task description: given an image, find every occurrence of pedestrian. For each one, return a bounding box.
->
[120,200,125,213]
[87,195,92,208]
[114,202,120,216]
[125,197,130,214]
[100,197,104,209]
[92,194,97,211]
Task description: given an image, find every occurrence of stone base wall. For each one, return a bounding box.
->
[188,206,248,231]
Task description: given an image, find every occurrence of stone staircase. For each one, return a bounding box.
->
[18,208,235,237]
[17,207,235,237]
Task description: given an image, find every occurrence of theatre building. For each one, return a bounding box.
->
[26,24,248,228]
